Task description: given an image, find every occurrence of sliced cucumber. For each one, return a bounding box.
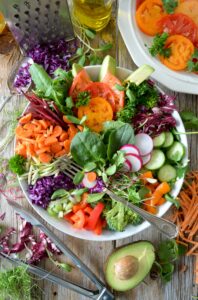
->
[123,64,155,85]
[153,132,166,148]
[158,164,177,182]
[99,55,116,81]
[72,63,83,77]
[145,150,165,170]
[162,132,174,148]
[166,141,185,162]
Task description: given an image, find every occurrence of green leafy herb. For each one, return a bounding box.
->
[84,162,97,172]
[106,164,117,176]
[165,194,180,208]
[87,192,105,203]
[76,91,90,107]
[8,154,27,175]
[85,28,96,39]
[162,0,178,14]
[115,83,125,91]
[46,249,72,272]
[73,171,84,185]
[188,49,198,72]
[71,131,106,167]
[180,110,198,130]
[176,164,188,179]
[149,33,171,58]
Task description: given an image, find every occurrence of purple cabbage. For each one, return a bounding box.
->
[132,93,177,137]
[14,38,78,92]
[89,178,105,193]
[28,172,75,209]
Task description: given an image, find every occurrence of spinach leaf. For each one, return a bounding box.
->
[71,131,106,167]
[29,63,52,93]
[107,124,135,159]
[87,192,105,203]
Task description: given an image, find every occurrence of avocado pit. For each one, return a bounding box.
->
[114,255,139,280]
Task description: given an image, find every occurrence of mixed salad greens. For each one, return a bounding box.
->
[10,55,186,235]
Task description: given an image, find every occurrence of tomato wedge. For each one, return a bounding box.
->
[102,73,125,112]
[159,34,194,70]
[136,0,167,36]
[83,82,116,111]
[158,13,198,44]
[69,69,92,99]
[175,1,198,27]
[70,209,86,229]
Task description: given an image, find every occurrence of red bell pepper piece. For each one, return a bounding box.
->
[63,212,74,224]
[72,192,88,213]
[94,218,103,235]
[70,209,85,229]
[86,202,105,231]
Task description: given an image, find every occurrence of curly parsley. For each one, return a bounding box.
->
[187,49,198,73]
[75,91,91,108]
[149,33,171,58]
[162,0,178,14]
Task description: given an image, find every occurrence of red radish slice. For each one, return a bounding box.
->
[82,173,97,189]
[120,144,140,156]
[125,154,143,172]
[121,158,132,172]
[141,153,151,165]
[135,133,153,156]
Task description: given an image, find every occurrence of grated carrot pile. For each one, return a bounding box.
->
[172,171,198,283]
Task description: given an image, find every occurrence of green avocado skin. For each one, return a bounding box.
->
[104,241,155,292]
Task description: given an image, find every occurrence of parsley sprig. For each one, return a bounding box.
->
[149,33,171,58]
[162,0,178,14]
[187,49,198,73]
[76,91,91,107]
[180,110,198,130]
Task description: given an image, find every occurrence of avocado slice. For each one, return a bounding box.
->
[72,63,83,77]
[105,241,155,291]
[99,55,116,81]
[124,64,155,86]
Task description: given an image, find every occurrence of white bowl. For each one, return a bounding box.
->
[118,0,198,94]
[19,65,188,241]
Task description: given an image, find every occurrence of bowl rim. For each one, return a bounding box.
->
[18,65,188,241]
[118,0,198,94]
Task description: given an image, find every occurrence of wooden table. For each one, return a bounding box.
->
[0,3,198,300]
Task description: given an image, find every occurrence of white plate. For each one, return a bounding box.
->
[118,0,198,94]
[19,66,188,241]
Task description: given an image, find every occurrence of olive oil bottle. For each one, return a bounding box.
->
[72,0,113,31]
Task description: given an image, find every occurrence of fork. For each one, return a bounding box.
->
[64,156,178,239]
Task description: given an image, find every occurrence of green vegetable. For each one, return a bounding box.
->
[187,49,198,72]
[29,63,73,114]
[149,33,171,58]
[180,109,198,130]
[107,124,135,159]
[46,249,72,272]
[117,81,158,123]
[87,192,105,203]
[151,239,186,282]
[75,91,91,107]
[73,171,84,185]
[8,154,26,175]
[0,266,40,300]
[71,131,106,167]
[162,0,178,13]
[165,194,180,208]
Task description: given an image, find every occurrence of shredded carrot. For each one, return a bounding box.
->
[172,171,198,283]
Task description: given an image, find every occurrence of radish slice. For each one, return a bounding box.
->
[82,173,97,189]
[121,158,132,172]
[135,133,153,156]
[125,154,143,172]
[120,144,140,156]
[142,153,151,165]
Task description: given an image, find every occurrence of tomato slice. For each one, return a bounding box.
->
[159,34,194,70]
[158,13,198,44]
[136,0,167,36]
[70,209,86,229]
[175,1,198,27]
[69,69,92,99]
[102,73,125,112]
[83,82,116,111]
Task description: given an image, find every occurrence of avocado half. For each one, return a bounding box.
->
[104,241,155,292]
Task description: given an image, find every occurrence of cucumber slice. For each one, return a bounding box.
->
[166,141,185,162]
[145,150,165,170]
[162,132,174,148]
[72,63,83,77]
[153,132,166,148]
[158,164,177,182]
[124,64,155,85]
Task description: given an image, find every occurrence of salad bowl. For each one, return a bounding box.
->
[18,65,188,241]
[118,0,198,94]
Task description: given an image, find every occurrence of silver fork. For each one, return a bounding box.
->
[64,156,178,239]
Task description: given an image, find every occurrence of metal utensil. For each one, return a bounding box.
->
[63,156,179,239]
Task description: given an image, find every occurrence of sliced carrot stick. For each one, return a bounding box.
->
[63,115,72,123]
[38,153,52,163]
[19,113,32,124]
[63,140,71,153]
[51,125,63,137]
[68,124,78,139]
[50,143,62,154]
[36,147,51,155]
[59,131,69,142]
[44,136,58,146]
[39,119,49,129]
[55,149,67,157]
